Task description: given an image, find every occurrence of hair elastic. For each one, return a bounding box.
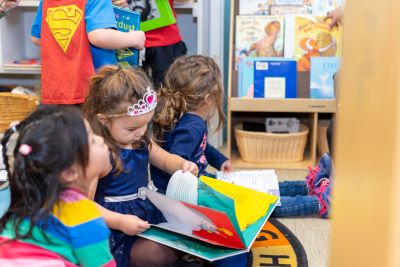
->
[19,144,32,156]
[10,121,20,133]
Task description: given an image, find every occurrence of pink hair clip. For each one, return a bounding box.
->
[19,144,32,156]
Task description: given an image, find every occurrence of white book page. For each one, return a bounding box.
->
[216,170,281,205]
[144,188,215,236]
[165,170,198,205]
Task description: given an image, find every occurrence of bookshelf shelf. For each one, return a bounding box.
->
[0,67,40,75]
[230,98,337,113]
[18,1,39,7]
[230,152,315,170]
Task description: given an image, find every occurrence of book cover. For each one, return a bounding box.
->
[312,0,344,15]
[113,6,141,67]
[310,57,341,99]
[273,0,309,5]
[238,0,270,15]
[235,15,284,70]
[138,173,279,261]
[253,59,297,98]
[270,5,311,15]
[127,0,176,32]
[238,57,259,98]
[284,15,342,71]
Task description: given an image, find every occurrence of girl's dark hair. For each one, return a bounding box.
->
[153,55,225,141]
[83,65,154,174]
[0,105,89,240]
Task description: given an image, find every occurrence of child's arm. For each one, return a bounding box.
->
[87,29,146,50]
[149,141,198,176]
[97,204,150,235]
[30,0,42,46]
[205,143,231,173]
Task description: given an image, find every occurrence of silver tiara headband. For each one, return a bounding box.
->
[107,87,157,117]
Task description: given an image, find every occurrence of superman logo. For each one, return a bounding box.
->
[45,5,83,53]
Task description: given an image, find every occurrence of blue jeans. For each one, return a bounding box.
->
[272,181,320,217]
[0,185,10,218]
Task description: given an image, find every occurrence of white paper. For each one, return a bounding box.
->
[265,77,285,98]
[165,170,198,205]
[216,170,281,206]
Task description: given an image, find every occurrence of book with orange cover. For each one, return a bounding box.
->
[284,15,342,71]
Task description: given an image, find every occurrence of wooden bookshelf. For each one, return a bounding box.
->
[226,0,337,169]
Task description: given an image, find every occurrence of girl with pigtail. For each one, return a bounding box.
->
[151,55,231,194]
[0,105,116,266]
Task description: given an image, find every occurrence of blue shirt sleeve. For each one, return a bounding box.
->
[205,143,228,170]
[31,0,43,38]
[85,0,117,32]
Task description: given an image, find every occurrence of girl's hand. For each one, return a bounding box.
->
[119,214,150,236]
[325,6,343,29]
[128,30,146,50]
[182,161,199,176]
[220,160,232,173]
[112,0,128,8]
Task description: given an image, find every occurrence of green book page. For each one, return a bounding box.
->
[198,176,279,248]
[197,180,245,246]
[138,227,248,262]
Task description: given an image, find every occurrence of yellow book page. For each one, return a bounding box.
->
[200,176,278,231]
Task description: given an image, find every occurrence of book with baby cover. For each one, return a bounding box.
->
[138,171,279,261]
[235,15,284,70]
[113,6,141,67]
[284,15,342,71]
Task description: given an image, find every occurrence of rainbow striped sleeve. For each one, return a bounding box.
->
[53,189,116,267]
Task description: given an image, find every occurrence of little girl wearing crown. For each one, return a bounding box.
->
[83,66,198,267]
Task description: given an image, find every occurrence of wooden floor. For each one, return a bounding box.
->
[275,169,331,267]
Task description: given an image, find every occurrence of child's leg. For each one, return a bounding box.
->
[306,152,332,194]
[279,180,308,197]
[129,238,179,267]
[314,180,332,218]
[272,194,320,217]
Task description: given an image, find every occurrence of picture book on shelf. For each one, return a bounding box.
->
[312,0,344,15]
[284,15,342,71]
[127,0,176,32]
[113,6,141,67]
[310,56,341,99]
[270,5,311,15]
[273,0,310,5]
[253,59,297,98]
[235,15,284,70]
[138,171,279,261]
[238,0,269,15]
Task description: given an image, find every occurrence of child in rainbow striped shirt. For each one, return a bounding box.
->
[0,105,116,267]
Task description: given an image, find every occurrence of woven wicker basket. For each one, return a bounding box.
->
[0,93,39,132]
[234,124,309,163]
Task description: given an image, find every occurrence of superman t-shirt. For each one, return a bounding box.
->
[31,0,117,71]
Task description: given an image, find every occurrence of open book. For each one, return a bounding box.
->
[138,171,279,261]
